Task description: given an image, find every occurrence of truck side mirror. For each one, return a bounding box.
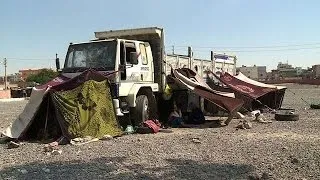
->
[129,52,138,65]
[55,57,61,71]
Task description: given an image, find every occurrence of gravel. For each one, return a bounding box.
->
[0,84,320,180]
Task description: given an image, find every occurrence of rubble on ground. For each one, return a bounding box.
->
[0,84,319,179]
[235,120,253,129]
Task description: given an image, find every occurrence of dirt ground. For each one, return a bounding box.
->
[0,84,319,180]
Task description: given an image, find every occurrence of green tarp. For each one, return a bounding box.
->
[2,70,122,141]
[52,79,122,139]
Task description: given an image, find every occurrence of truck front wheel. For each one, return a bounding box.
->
[134,95,149,126]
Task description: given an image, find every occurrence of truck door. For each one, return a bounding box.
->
[120,41,141,81]
[139,43,153,82]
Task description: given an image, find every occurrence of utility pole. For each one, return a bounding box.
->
[211,51,215,73]
[172,45,175,54]
[188,46,193,69]
[4,58,7,90]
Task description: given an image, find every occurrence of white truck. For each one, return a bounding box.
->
[56,27,237,126]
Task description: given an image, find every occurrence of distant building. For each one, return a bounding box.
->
[257,66,267,81]
[277,62,294,70]
[276,62,298,78]
[312,65,320,78]
[300,68,312,79]
[295,67,303,76]
[238,65,267,81]
[8,73,21,82]
[238,66,258,79]
[270,70,281,80]
[19,69,43,81]
[0,73,21,83]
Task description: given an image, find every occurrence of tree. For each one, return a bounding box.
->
[26,69,58,85]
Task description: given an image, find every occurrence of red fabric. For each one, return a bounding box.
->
[214,72,276,99]
[36,70,117,91]
[36,75,70,89]
[143,120,160,133]
[172,68,244,114]
[193,87,244,113]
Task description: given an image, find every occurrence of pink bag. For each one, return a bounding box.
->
[143,120,161,133]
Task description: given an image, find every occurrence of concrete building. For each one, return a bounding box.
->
[276,62,298,78]
[238,65,267,81]
[296,67,303,76]
[312,65,320,78]
[0,73,20,83]
[19,69,43,81]
[238,66,258,80]
[270,70,280,80]
[257,66,267,81]
[8,73,21,82]
[277,62,294,70]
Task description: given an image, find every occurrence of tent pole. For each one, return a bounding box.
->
[274,91,277,109]
[279,92,284,109]
[255,99,273,111]
[44,98,50,139]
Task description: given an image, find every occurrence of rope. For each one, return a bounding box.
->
[286,88,311,106]
[254,99,275,112]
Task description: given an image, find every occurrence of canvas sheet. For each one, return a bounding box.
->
[212,72,277,99]
[235,72,286,90]
[2,88,49,138]
[172,68,244,113]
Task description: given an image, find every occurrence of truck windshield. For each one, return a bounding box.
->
[63,41,116,72]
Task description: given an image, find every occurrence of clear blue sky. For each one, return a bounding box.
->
[1,0,320,74]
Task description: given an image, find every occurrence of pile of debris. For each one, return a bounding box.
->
[234,110,273,130]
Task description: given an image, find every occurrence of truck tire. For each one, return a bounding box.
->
[134,95,149,126]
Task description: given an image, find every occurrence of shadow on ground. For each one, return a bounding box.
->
[0,157,256,180]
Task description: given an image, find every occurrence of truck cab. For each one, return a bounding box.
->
[59,28,165,126]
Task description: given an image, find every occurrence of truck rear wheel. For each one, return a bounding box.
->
[134,95,149,126]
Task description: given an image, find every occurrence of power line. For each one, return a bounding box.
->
[1,58,54,61]
[165,47,186,51]
[190,46,320,53]
[173,42,320,49]
[3,43,320,61]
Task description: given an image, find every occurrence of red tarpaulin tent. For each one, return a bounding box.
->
[211,71,286,111]
[171,68,244,114]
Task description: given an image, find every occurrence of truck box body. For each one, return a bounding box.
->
[95,27,237,92]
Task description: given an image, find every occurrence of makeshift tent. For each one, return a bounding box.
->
[211,71,286,111]
[2,70,122,141]
[171,68,244,115]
